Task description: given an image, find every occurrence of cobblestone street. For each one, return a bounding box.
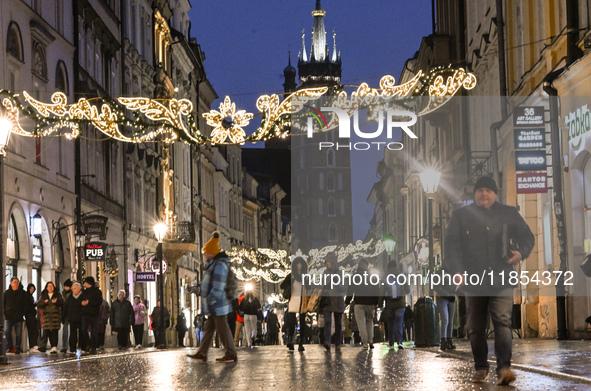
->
[0,343,589,390]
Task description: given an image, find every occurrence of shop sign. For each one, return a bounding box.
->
[414,238,429,267]
[136,271,156,282]
[514,128,545,150]
[85,242,107,261]
[516,173,547,194]
[566,104,591,156]
[515,150,547,171]
[82,215,108,237]
[514,106,544,127]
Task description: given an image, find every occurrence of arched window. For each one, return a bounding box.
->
[6,22,23,61]
[327,173,335,192]
[7,214,19,261]
[32,42,47,79]
[328,198,335,216]
[55,61,69,94]
[54,223,65,288]
[327,149,335,166]
[329,223,337,242]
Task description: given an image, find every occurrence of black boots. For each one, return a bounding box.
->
[440,338,456,351]
[446,338,456,350]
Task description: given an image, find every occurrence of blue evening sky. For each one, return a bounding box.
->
[189,1,432,241]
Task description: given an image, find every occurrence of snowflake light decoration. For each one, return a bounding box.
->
[203,96,254,144]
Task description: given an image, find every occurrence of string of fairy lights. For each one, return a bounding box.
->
[0,67,475,146]
[227,239,387,284]
[0,67,476,286]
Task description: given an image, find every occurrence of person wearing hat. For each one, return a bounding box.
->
[60,279,73,352]
[188,231,237,363]
[444,176,534,385]
[80,276,103,354]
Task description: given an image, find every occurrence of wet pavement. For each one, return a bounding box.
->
[0,342,589,390]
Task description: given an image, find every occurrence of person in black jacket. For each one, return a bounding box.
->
[239,289,261,348]
[151,300,170,349]
[4,277,27,354]
[345,259,379,349]
[176,312,188,347]
[79,276,103,354]
[25,283,40,353]
[60,279,72,352]
[62,282,84,353]
[444,176,534,386]
[111,290,134,349]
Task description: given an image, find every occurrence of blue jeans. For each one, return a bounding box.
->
[5,320,23,351]
[466,295,513,373]
[323,311,342,346]
[386,307,405,345]
[437,298,456,338]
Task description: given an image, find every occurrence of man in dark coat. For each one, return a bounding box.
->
[176,312,188,347]
[111,290,134,349]
[265,309,280,345]
[444,176,534,385]
[151,300,170,348]
[62,282,84,353]
[80,276,103,354]
[4,277,27,354]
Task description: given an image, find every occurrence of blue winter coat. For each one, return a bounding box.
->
[200,251,232,317]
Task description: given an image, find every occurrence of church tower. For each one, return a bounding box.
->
[291,0,353,256]
[297,0,342,88]
[283,52,297,94]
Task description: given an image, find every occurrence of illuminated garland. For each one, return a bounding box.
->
[0,67,475,146]
[293,239,387,276]
[228,248,290,283]
[268,293,289,304]
[226,239,389,284]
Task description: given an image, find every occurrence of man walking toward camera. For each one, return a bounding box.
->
[444,176,534,385]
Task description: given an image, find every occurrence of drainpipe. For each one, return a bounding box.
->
[489,0,509,195]
[543,68,567,340]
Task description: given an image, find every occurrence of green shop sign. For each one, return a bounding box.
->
[566,104,591,155]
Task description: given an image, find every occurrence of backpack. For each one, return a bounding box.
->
[208,258,240,301]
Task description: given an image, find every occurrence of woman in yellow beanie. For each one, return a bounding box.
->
[188,231,237,362]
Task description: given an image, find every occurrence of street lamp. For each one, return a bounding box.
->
[382,235,396,255]
[154,222,167,348]
[419,168,440,297]
[75,224,85,282]
[0,117,14,364]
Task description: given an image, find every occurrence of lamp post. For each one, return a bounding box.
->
[154,222,167,348]
[75,224,85,282]
[419,169,441,297]
[0,117,13,364]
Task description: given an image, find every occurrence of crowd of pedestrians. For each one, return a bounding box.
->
[2,176,532,387]
[3,275,164,355]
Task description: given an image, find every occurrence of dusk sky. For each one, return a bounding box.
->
[189,1,433,242]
